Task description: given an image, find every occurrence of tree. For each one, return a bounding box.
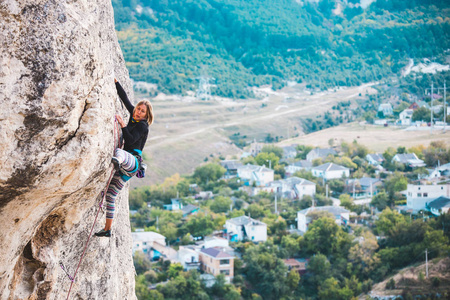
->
[412,107,431,122]
[339,194,354,210]
[210,196,232,213]
[302,217,352,257]
[255,152,280,168]
[287,269,300,290]
[375,208,407,236]
[281,235,301,258]
[243,242,290,299]
[193,163,226,185]
[371,191,389,211]
[261,145,284,159]
[133,251,152,275]
[348,231,380,277]
[384,172,408,200]
[180,214,216,238]
[318,277,354,300]
[306,253,332,291]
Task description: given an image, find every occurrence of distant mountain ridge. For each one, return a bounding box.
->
[112,0,449,98]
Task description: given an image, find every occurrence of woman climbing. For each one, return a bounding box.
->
[95,79,154,237]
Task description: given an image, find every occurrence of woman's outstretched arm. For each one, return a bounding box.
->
[115,79,134,115]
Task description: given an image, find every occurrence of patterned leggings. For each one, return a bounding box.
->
[106,148,138,220]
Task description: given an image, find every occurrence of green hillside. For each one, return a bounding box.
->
[112,0,449,98]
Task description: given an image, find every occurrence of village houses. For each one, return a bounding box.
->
[265,176,316,200]
[225,215,267,242]
[312,162,350,180]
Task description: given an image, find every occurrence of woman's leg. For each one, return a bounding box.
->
[113,148,138,174]
[96,149,136,236]
[104,172,129,230]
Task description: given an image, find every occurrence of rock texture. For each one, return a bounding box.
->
[0,1,136,299]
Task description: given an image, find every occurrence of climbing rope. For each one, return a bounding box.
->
[61,117,122,300]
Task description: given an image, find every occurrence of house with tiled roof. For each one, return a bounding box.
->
[312,163,350,180]
[284,258,309,275]
[427,196,450,216]
[306,148,337,162]
[225,215,267,242]
[345,177,383,198]
[282,145,298,159]
[199,247,235,282]
[220,160,243,178]
[285,160,313,176]
[181,204,199,218]
[366,153,385,166]
[265,176,316,199]
[392,153,426,168]
[237,164,274,186]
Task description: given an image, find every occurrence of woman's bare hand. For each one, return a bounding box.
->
[115,114,126,128]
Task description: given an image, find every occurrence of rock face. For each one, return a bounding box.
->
[0,1,136,299]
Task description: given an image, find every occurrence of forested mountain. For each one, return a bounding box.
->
[112,0,449,98]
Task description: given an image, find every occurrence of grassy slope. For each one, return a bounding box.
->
[366,257,450,298]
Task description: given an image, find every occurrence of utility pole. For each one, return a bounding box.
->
[426,249,429,279]
[275,195,278,214]
[431,83,434,133]
[444,82,447,132]
[326,184,329,199]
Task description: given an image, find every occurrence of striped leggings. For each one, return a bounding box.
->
[106,148,138,220]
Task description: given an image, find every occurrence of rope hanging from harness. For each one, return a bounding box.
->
[61,116,122,300]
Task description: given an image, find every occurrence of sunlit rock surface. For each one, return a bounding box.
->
[0,0,136,298]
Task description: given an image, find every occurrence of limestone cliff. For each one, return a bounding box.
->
[0,0,137,299]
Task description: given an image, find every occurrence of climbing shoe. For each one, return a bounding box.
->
[94,229,111,237]
[111,157,120,170]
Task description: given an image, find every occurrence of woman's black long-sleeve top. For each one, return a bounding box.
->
[115,81,149,155]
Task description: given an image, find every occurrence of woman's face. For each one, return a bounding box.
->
[133,104,147,121]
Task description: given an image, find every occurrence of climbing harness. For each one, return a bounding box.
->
[60,117,122,300]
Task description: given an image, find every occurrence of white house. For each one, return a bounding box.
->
[392,153,426,168]
[366,153,385,166]
[285,160,313,176]
[297,206,350,233]
[225,216,267,242]
[378,103,393,116]
[399,109,414,126]
[427,163,450,180]
[312,163,350,180]
[405,184,450,211]
[306,148,337,162]
[265,177,316,199]
[163,198,183,211]
[282,145,298,159]
[131,231,167,260]
[177,246,201,271]
[237,164,274,186]
[203,236,230,249]
[427,196,450,216]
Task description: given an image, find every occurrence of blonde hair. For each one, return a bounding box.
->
[134,100,154,125]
